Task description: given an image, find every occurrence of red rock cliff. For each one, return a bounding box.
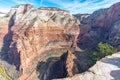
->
[6,4,80,74]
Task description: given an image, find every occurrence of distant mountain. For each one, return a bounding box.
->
[74,14,90,23]
[75,2,120,50]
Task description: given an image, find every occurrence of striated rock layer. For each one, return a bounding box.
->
[5,4,80,74]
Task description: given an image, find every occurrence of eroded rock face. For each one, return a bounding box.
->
[55,52,120,80]
[75,2,120,49]
[60,51,79,77]
[6,4,80,74]
[37,50,79,80]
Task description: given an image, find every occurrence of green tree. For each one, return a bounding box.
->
[97,42,117,57]
[88,42,117,67]
[88,51,100,67]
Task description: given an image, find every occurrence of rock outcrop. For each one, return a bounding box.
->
[75,2,120,50]
[60,51,79,77]
[54,52,120,80]
[2,4,80,75]
[37,50,79,80]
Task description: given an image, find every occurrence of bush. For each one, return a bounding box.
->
[88,52,100,61]
[97,42,117,57]
[88,51,100,67]
[88,42,117,67]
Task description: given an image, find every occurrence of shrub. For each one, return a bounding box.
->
[88,42,117,67]
[97,42,117,57]
[88,51,100,67]
[88,52,100,61]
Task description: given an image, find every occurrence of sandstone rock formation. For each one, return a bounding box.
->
[37,50,79,80]
[75,2,120,50]
[55,52,120,80]
[0,4,80,76]
[60,50,79,77]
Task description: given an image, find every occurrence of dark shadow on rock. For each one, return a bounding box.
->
[74,51,91,72]
[37,51,82,80]
[37,57,62,80]
[0,12,16,60]
[110,70,120,80]
[0,12,21,70]
[73,59,84,73]
[77,26,108,50]
[102,57,120,80]
[102,57,120,68]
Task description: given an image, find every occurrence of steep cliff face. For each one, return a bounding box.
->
[6,4,80,74]
[60,51,79,77]
[55,52,120,80]
[75,2,120,49]
[37,50,79,80]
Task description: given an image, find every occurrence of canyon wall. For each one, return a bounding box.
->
[4,4,80,74]
[75,2,120,50]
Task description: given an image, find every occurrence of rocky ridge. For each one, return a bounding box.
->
[39,7,69,12]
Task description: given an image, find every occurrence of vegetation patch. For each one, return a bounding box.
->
[88,42,117,67]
